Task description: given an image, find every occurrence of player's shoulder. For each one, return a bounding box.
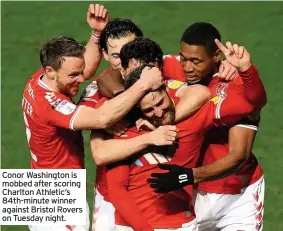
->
[163,54,180,61]
[166,79,187,99]
[95,67,113,80]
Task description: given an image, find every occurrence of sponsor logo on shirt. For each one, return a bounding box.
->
[216,83,228,97]
[54,100,76,115]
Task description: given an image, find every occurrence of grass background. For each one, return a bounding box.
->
[1,1,283,230]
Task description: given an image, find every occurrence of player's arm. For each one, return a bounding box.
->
[83,4,108,80]
[215,39,267,110]
[147,93,255,193]
[192,118,258,183]
[175,84,211,123]
[90,126,177,166]
[73,67,163,130]
[97,69,124,98]
[107,162,153,231]
[239,65,267,110]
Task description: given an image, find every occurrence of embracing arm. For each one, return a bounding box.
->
[175,84,211,123]
[193,122,257,183]
[73,67,163,130]
[90,126,177,166]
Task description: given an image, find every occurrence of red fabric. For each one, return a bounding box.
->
[162,55,265,194]
[77,67,112,108]
[198,76,263,194]
[22,69,84,169]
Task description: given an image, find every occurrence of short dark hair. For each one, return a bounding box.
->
[124,64,155,90]
[181,22,221,55]
[99,18,143,53]
[40,36,85,71]
[120,37,163,70]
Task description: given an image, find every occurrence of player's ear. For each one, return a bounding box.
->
[129,58,139,68]
[213,49,222,63]
[102,49,110,62]
[45,66,56,79]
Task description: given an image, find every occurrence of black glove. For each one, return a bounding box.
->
[147,163,194,193]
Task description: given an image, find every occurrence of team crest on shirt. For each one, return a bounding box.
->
[216,83,228,97]
[83,81,98,97]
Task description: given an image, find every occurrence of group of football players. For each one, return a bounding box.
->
[22,3,267,231]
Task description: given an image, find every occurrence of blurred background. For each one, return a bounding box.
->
[2,1,283,230]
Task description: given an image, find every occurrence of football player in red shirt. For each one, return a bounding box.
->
[79,17,143,107]
[77,18,144,231]
[22,32,165,231]
[84,37,210,231]
[149,22,267,231]
[90,63,257,231]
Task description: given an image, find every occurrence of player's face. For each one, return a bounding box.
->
[139,89,175,127]
[55,57,85,97]
[103,34,136,71]
[179,42,217,84]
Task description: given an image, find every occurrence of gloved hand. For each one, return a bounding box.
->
[147,163,194,193]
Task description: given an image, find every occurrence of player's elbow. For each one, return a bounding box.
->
[91,144,108,166]
[229,150,249,172]
[92,151,107,166]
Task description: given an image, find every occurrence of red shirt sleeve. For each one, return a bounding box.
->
[162,55,185,81]
[39,91,81,130]
[107,162,153,231]
[240,65,267,110]
[178,89,254,136]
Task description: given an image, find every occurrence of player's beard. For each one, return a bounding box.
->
[150,103,175,127]
[55,74,76,98]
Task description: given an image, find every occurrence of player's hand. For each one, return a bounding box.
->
[215,39,252,73]
[87,4,109,33]
[105,119,130,137]
[140,66,164,91]
[147,125,177,146]
[147,164,194,193]
[218,60,239,81]
[136,118,157,131]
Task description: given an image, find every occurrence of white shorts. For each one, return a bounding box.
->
[29,202,90,231]
[115,219,197,231]
[91,188,115,231]
[195,176,265,231]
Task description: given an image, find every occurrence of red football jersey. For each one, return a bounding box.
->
[106,81,253,229]
[78,67,112,108]
[22,69,84,169]
[78,68,112,199]
[162,55,265,193]
[162,54,185,81]
[197,76,263,193]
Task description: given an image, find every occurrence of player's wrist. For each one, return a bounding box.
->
[133,79,150,94]
[238,62,252,73]
[91,30,101,44]
[192,167,203,184]
[141,132,155,146]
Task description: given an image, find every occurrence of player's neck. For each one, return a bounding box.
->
[41,74,59,92]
